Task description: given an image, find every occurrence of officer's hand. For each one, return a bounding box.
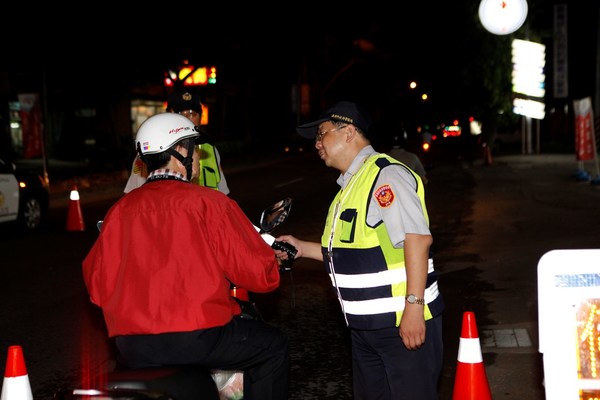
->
[399,307,426,350]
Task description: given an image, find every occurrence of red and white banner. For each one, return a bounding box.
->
[573,97,595,161]
[18,93,43,159]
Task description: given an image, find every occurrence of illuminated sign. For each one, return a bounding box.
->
[470,118,482,135]
[538,250,600,400]
[513,98,545,120]
[164,66,217,87]
[512,39,546,120]
[512,39,546,98]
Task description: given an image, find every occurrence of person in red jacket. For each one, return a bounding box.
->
[82,113,289,400]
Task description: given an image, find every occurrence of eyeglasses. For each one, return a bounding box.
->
[178,110,200,119]
[315,124,347,142]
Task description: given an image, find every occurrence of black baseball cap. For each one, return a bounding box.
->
[296,101,372,139]
[167,89,203,113]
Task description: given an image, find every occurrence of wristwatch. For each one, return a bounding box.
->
[406,294,425,305]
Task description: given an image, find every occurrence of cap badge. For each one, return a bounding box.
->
[330,114,353,124]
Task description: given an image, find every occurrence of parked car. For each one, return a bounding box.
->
[0,157,49,231]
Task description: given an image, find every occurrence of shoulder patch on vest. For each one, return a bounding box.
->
[374,184,395,207]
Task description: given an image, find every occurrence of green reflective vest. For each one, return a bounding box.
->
[197,143,221,190]
[321,154,442,330]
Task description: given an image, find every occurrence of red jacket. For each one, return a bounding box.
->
[82,179,280,337]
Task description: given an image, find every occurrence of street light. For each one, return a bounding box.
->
[478,0,528,35]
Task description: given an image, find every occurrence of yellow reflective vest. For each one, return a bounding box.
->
[197,143,221,190]
[321,154,443,330]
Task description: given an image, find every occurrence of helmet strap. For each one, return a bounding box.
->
[136,142,145,162]
[165,140,196,181]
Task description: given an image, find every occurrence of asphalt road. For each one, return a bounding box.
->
[432,152,600,400]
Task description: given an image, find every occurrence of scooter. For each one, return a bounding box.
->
[231,197,296,320]
[55,198,297,400]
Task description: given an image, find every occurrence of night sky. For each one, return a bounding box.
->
[2,1,597,131]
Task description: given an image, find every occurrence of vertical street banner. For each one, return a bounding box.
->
[553,4,568,99]
[18,93,43,159]
[573,97,595,161]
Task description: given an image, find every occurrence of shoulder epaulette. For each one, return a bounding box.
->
[375,157,391,168]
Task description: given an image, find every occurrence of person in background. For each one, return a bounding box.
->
[167,88,230,194]
[84,113,289,400]
[388,133,429,185]
[123,153,148,193]
[274,101,444,400]
[124,88,230,195]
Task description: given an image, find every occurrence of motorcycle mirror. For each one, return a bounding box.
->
[259,197,292,233]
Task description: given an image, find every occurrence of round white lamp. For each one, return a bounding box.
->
[479,0,528,35]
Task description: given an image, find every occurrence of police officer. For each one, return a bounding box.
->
[275,101,444,400]
[166,88,230,194]
[388,133,429,185]
[124,88,230,195]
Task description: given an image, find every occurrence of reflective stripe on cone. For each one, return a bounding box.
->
[452,312,492,400]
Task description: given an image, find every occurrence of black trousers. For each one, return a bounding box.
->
[351,315,443,400]
[115,316,289,400]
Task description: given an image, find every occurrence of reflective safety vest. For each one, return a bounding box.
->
[321,154,443,330]
[197,143,221,190]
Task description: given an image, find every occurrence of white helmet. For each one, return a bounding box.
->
[135,113,199,155]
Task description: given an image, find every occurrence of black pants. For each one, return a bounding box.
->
[351,315,443,400]
[115,317,289,400]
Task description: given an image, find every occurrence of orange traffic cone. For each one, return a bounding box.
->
[1,345,33,400]
[452,311,492,400]
[66,185,85,231]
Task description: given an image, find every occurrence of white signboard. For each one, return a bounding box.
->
[512,38,546,120]
[512,39,546,98]
[513,98,546,120]
[538,249,600,400]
